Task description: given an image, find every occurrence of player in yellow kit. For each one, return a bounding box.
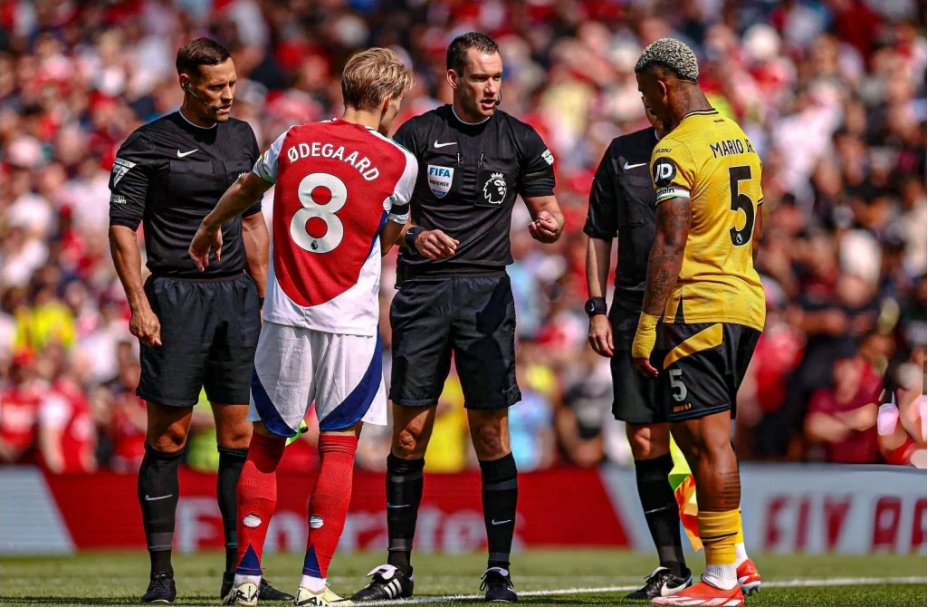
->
[631,38,765,607]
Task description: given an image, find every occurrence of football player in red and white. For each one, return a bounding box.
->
[190,47,422,607]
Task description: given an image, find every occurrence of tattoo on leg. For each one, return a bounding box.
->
[717,470,741,511]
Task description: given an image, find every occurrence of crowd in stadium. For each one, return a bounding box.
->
[1,0,925,474]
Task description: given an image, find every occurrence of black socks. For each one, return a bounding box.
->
[138,443,183,577]
[479,453,518,570]
[635,453,688,578]
[385,453,425,575]
[217,446,248,573]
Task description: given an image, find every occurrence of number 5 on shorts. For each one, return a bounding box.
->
[669,367,687,402]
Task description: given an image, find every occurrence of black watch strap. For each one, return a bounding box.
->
[405,226,424,251]
[585,298,607,317]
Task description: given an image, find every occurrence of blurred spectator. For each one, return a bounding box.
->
[555,344,613,468]
[508,355,557,472]
[35,347,96,473]
[424,373,469,474]
[804,340,882,464]
[0,351,43,465]
[0,0,924,471]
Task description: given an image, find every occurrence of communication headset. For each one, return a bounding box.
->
[183,81,223,111]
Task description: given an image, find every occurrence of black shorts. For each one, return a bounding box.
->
[138,273,261,408]
[610,308,665,425]
[389,274,520,410]
[658,322,761,422]
[611,346,663,424]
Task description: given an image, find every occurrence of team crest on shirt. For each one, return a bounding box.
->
[110,158,136,186]
[427,165,453,198]
[482,172,508,205]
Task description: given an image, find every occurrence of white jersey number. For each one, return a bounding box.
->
[290,172,347,254]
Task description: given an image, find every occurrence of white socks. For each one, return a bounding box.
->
[233,573,261,588]
[735,542,748,567]
[300,575,326,593]
[703,564,737,590]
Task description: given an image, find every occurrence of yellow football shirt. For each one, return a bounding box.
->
[649,109,766,332]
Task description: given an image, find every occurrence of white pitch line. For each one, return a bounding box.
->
[388,577,927,605]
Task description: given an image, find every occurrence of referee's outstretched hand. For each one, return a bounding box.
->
[189,223,223,272]
[415,229,459,261]
[529,210,560,243]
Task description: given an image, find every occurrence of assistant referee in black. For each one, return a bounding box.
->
[107,38,290,604]
[351,32,564,604]
[584,104,692,599]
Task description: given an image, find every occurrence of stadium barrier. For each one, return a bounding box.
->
[0,464,923,556]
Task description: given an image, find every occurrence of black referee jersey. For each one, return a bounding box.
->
[392,104,556,279]
[108,111,262,277]
[584,127,660,335]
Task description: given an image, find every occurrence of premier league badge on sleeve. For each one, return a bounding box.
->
[427,165,453,198]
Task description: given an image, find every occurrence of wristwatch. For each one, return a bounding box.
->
[584,298,607,317]
[405,226,425,251]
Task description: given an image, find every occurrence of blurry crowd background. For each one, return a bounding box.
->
[1,0,926,475]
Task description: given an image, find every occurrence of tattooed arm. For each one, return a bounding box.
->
[643,197,692,316]
[631,196,692,376]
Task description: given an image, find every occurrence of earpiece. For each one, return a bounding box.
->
[182,81,223,112]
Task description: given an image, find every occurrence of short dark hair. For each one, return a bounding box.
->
[447,32,499,76]
[175,38,231,78]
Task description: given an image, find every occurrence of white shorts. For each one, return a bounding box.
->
[248,322,387,437]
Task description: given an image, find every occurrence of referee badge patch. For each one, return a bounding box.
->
[427,165,453,198]
[111,157,136,186]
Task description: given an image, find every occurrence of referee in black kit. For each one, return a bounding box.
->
[583,104,693,598]
[107,38,290,604]
[351,33,564,603]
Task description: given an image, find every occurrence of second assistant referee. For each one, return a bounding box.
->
[583,104,693,599]
[107,38,290,604]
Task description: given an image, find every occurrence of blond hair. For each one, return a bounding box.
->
[635,38,700,83]
[342,48,414,111]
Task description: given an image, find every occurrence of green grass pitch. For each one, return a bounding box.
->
[1,550,925,606]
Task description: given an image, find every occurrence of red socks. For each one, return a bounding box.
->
[235,431,286,576]
[302,434,358,579]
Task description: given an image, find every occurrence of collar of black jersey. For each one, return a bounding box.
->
[175,109,218,131]
[443,104,495,135]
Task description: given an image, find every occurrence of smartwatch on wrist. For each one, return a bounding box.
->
[584,297,607,317]
[405,226,425,252]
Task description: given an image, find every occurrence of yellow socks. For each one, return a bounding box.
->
[698,509,740,589]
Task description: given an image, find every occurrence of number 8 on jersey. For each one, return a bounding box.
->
[292,173,347,255]
[253,120,418,334]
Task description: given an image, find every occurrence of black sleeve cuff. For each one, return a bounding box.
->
[109,217,142,231]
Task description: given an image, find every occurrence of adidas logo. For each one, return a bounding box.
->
[382,577,404,599]
[301,596,328,607]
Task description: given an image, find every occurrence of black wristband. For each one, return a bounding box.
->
[258,296,265,309]
[584,297,607,317]
[405,226,425,252]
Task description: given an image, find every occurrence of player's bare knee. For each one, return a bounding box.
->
[471,422,509,460]
[627,423,671,460]
[147,424,188,453]
[393,427,427,459]
[216,427,251,450]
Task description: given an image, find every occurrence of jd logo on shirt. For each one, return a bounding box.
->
[428,165,453,198]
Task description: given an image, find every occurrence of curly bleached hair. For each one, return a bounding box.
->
[634,38,699,83]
